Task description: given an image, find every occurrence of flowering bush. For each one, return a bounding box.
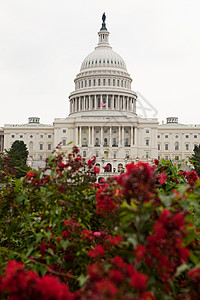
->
[0,149,200,299]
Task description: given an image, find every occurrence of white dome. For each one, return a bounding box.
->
[80,47,127,71]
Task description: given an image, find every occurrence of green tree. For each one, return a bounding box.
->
[6,140,29,178]
[189,144,200,175]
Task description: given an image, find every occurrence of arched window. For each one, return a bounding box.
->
[29,141,33,151]
[186,144,189,151]
[118,163,123,173]
[83,138,87,146]
[175,142,179,150]
[63,139,66,146]
[104,163,112,172]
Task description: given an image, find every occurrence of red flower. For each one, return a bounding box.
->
[95,279,118,297]
[93,166,100,174]
[130,271,148,291]
[107,235,122,246]
[154,159,159,166]
[87,159,93,167]
[140,291,156,300]
[134,245,146,262]
[25,171,35,179]
[93,182,100,188]
[159,172,167,184]
[87,244,105,258]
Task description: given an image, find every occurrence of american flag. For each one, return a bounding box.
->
[100,100,106,107]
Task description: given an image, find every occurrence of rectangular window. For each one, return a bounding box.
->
[185,135,189,138]
[98,98,100,108]
[63,130,66,133]
[165,156,168,160]
[158,144,160,150]
[83,151,86,158]
[157,135,160,138]
[108,79,110,86]
[85,80,87,87]
[40,156,43,160]
[11,135,15,138]
[40,135,43,138]
[103,79,105,86]
[186,144,189,150]
[98,79,101,86]
[89,80,91,87]
[96,151,99,157]
[158,156,160,160]
[146,130,149,133]
[40,144,43,150]
[165,144,168,150]
[113,129,116,133]
[63,140,66,146]
[48,135,51,138]
[194,135,197,138]
[146,140,149,146]
[165,135,168,138]
[48,144,51,150]
[117,80,119,86]
[113,79,115,86]
[93,79,96,86]
[20,135,23,138]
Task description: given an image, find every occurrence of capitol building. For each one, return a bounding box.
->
[1,14,200,175]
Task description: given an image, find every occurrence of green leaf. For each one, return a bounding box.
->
[159,193,172,208]
[175,263,189,277]
[60,239,69,250]
[78,274,88,287]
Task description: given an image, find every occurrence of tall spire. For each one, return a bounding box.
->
[100,12,107,31]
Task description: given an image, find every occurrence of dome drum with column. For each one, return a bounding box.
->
[69,16,137,116]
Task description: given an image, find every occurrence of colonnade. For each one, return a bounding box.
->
[75,125,137,147]
[70,94,136,114]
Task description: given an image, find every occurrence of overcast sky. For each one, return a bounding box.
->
[1,0,200,127]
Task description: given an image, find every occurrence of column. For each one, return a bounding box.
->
[118,95,120,110]
[92,126,94,145]
[80,126,82,146]
[118,126,121,146]
[94,95,97,110]
[70,100,72,114]
[134,127,137,146]
[100,94,103,110]
[75,127,78,145]
[131,126,133,146]
[89,95,91,110]
[100,126,103,146]
[106,94,108,110]
[78,97,81,111]
[110,127,112,146]
[88,126,91,146]
[122,126,125,146]
[111,95,114,110]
